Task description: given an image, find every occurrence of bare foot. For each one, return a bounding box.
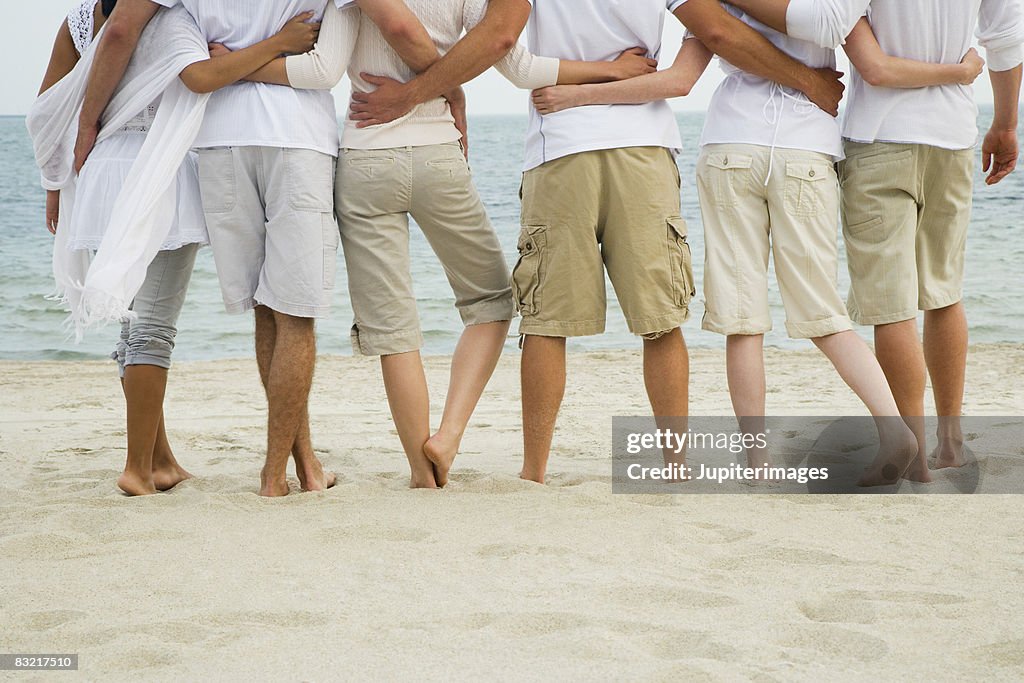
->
[259,470,290,498]
[902,453,933,483]
[423,430,460,488]
[519,469,545,484]
[858,426,919,487]
[295,456,336,492]
[117,471,158,496]
[410,468,438,489]
[747,450,776,481]
[152,464,193,492]
[931,438,967,469]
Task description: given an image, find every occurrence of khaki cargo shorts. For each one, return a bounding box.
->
[839,141,974,325]
[514,146,694,339]
[696,144,852,339]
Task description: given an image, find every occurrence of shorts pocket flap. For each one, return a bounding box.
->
[518,224,548,251]
[785,161,831,182]
[706,154,753,171]
[667,217,689,241]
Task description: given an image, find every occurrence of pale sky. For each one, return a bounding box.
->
[2,0,996,116]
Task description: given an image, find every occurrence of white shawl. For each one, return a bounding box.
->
[27,7,210,336]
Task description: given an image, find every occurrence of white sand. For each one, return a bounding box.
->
[1,345,1023,680]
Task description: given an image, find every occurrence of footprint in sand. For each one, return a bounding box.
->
[692,522,757,544]
[14,609,88,632]
[966,638,1024,668]
[773,623,890,661]
[474,543,573,559]
[639,626,741,662]
[796,594,878,625]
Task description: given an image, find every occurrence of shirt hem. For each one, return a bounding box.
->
[523,138,683,172]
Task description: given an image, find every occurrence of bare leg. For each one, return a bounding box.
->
[924,303,968,467]
[813,330,925,485]
[254,307,333,493]
[151,413,192,491]
[726,334,770,469]
[424,320,510,487]
[521,335,566,484]
[117,365,168,496]
[643,329,690,479]
[873,320,930,479]
[258,309,317,497]
[380,351,437,489]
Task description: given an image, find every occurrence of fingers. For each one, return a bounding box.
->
[625,47,646,56]
[291,11,315,22]
[982,150,993,173]
[645,58,658,69]
[987,156,1018,185]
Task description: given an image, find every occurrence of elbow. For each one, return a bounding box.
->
[102,13,142,49]
[180,70,216,94]
[377,16,421,46]
[690,18,732,54]
[858,62,889,87]
[490,29,519,58]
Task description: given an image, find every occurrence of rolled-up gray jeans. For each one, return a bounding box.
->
[112,244,199,377]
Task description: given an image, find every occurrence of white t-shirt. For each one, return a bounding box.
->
[153,0,340,156]
[839,0,1024,149]
[522,0,687,171]
[700,3,866,160]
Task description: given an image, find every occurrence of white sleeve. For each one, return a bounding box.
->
[463,0,557,89]
[285,4,360,89]
[978,0,1024,72]
[785,0,871,49]
[493,44,560,90]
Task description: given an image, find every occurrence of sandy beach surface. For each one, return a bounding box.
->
[2,344,1023,681]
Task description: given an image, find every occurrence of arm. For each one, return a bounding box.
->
[983,64,1022,185]
[496,46,658,90]
[843,19,985,88]
[978,0,1024,184]
[531,38,713,114]
[179,12,320,93]
[74,0,162,172]
[358,0,438,71]
[728,0,868,49]
[349,0,531,127]
[251,0,430,90]
[674,0,844,116]
[39,22,81,95]
[39,21,82,234]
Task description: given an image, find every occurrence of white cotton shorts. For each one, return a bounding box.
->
[196,146,339,319]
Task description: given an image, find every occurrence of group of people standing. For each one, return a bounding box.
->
[33,0,1022,496]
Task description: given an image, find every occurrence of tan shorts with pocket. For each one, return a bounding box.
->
[336,142,513,356]
[515,146,694,338]
[696,144,852,339]
[839,141,974,325]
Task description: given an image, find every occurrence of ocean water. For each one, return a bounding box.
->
[0,111,1021,361]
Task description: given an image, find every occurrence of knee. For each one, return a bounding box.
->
[124,321,177,368]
